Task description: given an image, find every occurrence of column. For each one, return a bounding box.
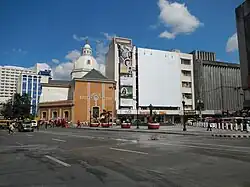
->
[48,108,51,120]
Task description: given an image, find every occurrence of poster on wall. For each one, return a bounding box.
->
[118,44,134,107]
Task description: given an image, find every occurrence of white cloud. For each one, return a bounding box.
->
[65,50,81,61]
[52,59,60,64]
[226,33,238,52]
[157,0,203,39]
[12,48,27,54]
[73,34,88,42]
[52,62,73,80]
[95,40,109,65]
[100,32,116,41]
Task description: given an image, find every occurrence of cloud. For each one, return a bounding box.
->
[65,50,81,61]
[95,40,109,65]
[226,33,238,52]
[73,34,88,42]
[52,62,73,80]
[100,32,116,41]
[12,48,27,54]
[51,59,60,64]
[157,0,203,39]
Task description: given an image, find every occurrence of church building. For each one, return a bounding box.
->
[38,42,116,123]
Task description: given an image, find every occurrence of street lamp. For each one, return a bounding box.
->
[182,101,187,131]
[149,104,153,123]
[89,110,92,126]
[197,99,204,121]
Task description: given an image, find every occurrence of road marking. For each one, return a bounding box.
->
[110,147,148,155]
[26,134,33,137]
[113,138,138,143]
[52,138,66,142]
[45,155,71,167]
[16,142,23,146]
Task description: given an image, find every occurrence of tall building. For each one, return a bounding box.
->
[191,50,243,114]
[16,70,52,115]
[105,37,195,122]
[236,1,250,108]
[0,66,34,104]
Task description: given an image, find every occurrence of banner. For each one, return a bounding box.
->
[118,44,134,107]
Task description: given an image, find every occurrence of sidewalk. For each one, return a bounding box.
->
[71,124,250,137]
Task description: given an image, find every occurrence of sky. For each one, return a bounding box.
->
[0,0,244,79]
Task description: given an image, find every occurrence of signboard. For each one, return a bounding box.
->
[118,44,134,107]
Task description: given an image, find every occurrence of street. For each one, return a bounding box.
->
[0,128,250,187]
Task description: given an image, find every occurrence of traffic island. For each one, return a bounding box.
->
[148,123,160,129]
[121,123,131,129]
[90,123,100,127]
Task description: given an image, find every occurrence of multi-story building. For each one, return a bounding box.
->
[236,1,250,108]
[191,51,243,114]
[191,50,216,61]
[16,70,51,115]
[0,66,34,104]
[105,37,195,122]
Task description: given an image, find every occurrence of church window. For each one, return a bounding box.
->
[87,60,91,65]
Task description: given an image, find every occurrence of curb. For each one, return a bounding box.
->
[71,127,208,136]
[212,134,250,139]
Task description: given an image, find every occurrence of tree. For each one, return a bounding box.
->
[0,93,31,119]
[1,100,13,119]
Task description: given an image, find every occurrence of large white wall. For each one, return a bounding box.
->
[39,86,69,103]
[138,48,182,107]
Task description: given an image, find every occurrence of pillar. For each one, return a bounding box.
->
[48,108,51,120]
[171,115,175,123]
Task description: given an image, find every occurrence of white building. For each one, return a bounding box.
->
[0,66,34,103]
[105,37,195,122]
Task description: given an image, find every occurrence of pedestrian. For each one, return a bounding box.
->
[8,123,14,134]
[77,120,81,128]
[207,121,212,131]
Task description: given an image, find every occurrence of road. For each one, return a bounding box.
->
[0,128,250,187]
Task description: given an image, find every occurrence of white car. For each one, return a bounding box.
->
[31,120,37,128]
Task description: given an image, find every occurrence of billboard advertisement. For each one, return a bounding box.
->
[118,44,134,107]
[137,48,181,107]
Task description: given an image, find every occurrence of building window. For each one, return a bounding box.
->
[181,59,191,65]
[64,111,69,119]
[87,60,91,65]
[181,70,191,76]
[182,82,191,88]
[52,111,58,119]
[182,93,192,99]
[42,112,47,119]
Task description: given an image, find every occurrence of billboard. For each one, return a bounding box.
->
[118,44,134,107]
[137,48,182,107]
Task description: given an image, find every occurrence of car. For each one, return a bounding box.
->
[31,120,37,128]
[17,120,34,132]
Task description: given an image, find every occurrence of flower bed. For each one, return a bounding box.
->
[101,123,110,128]
[90,123,100,127]
[148,123,160,129]
[121,123,131,129]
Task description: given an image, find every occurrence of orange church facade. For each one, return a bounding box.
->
[38,69,116,124]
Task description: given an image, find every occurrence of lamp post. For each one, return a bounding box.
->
[89,110,91,126]
[197,99,204,121]
[182,101,186,131]
[149,104,153,123]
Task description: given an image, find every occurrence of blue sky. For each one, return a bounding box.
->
[0,0,244,78]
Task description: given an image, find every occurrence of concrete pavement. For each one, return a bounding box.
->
[1,127,250,186]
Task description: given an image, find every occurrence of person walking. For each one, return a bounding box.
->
[8,123,14,134]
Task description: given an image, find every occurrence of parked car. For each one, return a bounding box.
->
[31,120,37,128]
[17,120,34,132]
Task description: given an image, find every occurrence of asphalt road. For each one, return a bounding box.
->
[0,128,250,187]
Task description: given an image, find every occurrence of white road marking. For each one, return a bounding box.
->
[113,138,138,143]
[26,134,33,137]
[52,138,66,142]
[110,147,148,155]
[16,142,23,146]
[45,155,71,167]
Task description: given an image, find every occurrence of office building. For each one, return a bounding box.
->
[0,66,34,104]
[16,70,52,115]
[191,50,216,61]
[191,50,243,114]
[236,1,250,108]
[105,37,195,121]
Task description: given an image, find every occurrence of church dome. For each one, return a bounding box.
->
[71,41,99,79]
